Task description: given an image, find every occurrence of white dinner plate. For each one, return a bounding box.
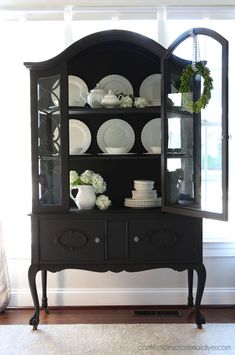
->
[139,74,161,106]
[52,75,88,107]
[97,119,135,153]
[141,118,161,153]
[124,197,161,208]
[69,119,91,154]
[98,74,133,96]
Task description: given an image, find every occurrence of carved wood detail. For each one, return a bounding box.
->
[55,229,88,251]
[148,228,178,249]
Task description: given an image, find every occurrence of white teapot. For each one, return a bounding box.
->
[101,90,120,108]
[87,85,107,108]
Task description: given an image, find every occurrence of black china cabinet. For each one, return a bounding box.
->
[24,28,228,329]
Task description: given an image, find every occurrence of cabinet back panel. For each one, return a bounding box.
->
[69,157,161,207]
[68,41,161,94]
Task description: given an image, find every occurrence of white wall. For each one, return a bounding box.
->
[7,246,235,307]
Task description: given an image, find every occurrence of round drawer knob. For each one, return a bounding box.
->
[133,236,139,243]
[94,237,101,244]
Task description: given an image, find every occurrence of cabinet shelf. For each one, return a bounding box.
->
[68,106,161,116]
[168,107,192,117]
[69,153,161,159]
[70,206,161,214]
[166,153,193,159]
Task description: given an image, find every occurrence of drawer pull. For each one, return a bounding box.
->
[133,236,139,243]
[94,237,101,244]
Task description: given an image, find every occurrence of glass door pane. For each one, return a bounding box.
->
[162,28,228,220]
[37,74,62,206]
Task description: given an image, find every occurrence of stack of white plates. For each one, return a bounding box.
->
[132,189,157,200]
[124,198,161,208]
[124,180,161,208]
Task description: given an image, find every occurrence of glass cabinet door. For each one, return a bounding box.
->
[161,28,228,220]
[36,74,62,207]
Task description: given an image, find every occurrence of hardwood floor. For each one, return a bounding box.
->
[1,306,235,325]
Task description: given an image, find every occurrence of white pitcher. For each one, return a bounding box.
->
[70,185,96,209]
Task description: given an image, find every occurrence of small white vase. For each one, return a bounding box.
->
[70,185,96,209]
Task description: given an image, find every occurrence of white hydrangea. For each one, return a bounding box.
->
[80,170,94,185]
[70,170,79,185]
[134,97,147,108]
[120,95,133,108]
[70,169,111,210]
[92,173,106,194]
[96,194,111,210]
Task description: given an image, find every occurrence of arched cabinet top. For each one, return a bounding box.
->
[162,27,228,61]
[24,29,166,71]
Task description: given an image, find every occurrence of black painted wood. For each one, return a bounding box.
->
[24,28,228,330]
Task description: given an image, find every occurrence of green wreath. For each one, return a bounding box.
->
[179,62,213,113]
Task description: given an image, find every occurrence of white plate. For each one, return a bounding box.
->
[97,119,135,153]
[141,118,161,153]
[69,119,91,154]
[132,189,157,200]
[124,197,161,208]
[98,74,133,96]
[52,76,88,107]
[139,74,161,106]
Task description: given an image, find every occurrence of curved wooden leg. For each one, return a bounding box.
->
[41,270,49,313]
[194,264,206,329]
[187,269,194,307]
[28,265,40,330]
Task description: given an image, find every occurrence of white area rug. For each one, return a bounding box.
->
[0,323,234,355]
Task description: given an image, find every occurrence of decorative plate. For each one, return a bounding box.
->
[141,118,161,153]
[124,197,161,208]
[98,74,133,96]
[139,74,161,106]
[97,119,135,153]
[52,75,88,107]
[69,119,91,154]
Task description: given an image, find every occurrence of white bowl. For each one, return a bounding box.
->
[134,180,154,191]
[150,146,161,154]
[105,146,128,154]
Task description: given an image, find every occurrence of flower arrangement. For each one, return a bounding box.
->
[118,94,147,108]
[70,170,111,210]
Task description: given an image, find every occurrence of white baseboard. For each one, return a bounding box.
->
[8,287,235,307]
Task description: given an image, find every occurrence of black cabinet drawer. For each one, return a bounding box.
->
[38,217,105,263]
[129,215,202,263]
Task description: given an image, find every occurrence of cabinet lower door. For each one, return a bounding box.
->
[129,215,202,264]
[38,217,105,264]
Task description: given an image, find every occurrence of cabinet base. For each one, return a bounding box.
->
[28,264,206,330]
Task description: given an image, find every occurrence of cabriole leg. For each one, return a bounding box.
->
[41,270,49,313]
[194,264,206,329]
[28,265,40,330]
[187,269,194,307]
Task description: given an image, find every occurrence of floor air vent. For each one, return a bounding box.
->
[133,310,181,317]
